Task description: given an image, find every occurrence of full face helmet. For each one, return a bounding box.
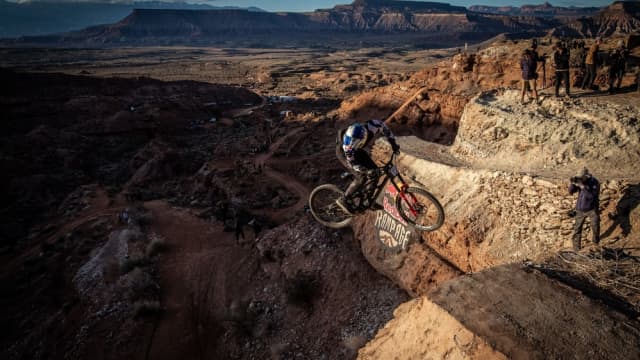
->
[344,122,370,148]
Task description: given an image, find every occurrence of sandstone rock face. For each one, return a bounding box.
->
[353,60,640,359]
[350,81,640,295]
[362,141,636,291]
[359,264,640,360]
[352,212,462,297]
[452,89,640,179]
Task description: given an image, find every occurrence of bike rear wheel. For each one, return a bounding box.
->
[308,184,353,229]
[395,186,444,231]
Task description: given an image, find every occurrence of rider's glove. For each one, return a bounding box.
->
[389,139,400,154]
[353,165,368,173]
[366,168,380,178]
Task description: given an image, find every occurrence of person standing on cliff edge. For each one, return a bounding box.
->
[520,48,539,104]
[569,169,600,251]
[581,37,601,91]
[553,41,571,98]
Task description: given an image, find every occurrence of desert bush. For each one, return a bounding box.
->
[285,271,321,309]
[133,300,162,317]
[136,211,154,226]
[146,233,168,257]
[541,249,640,314]
[119,253,148,274]
[125,268,159,301]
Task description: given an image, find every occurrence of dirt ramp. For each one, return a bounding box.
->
[358,297,507,360]
[360,263,640,359]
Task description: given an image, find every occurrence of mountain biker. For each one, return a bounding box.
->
[335,119,399,214]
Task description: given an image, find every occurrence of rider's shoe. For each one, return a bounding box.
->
[335,197,354,215]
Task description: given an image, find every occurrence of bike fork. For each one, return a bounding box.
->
[397,184,420,217]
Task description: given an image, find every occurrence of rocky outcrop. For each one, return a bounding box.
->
[359,264,640,359]
[352,88,639,294]
[469,2,600,17]
[451,90,640,179]
[559,1,640,37]
[352,73,640,358]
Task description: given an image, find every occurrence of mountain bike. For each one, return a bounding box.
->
[308,152,444,231]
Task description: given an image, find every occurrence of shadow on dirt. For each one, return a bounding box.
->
[602,183,640,239]
[532,249,640,319]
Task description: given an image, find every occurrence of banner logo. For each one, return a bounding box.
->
[374,183,414,250]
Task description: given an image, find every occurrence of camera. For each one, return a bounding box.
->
[570,176,583,184]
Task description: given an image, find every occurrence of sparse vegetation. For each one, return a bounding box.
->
[133,300,162,317]
[125,267,159,301]
[119,253,148,274]
[146,233,168,257]
[540,249,640,314]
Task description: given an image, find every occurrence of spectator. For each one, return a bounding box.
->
[581,37,601,90]
[607,40,629,94]
[569,169,600,251]
[553,41,571,97]
[520,48,539,104]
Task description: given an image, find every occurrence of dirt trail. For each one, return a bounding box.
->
[225,95,266,118]
[143,200,258,360]
[1,188,126,273]
[254,125,310,223]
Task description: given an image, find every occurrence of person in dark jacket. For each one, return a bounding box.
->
[553,41,571,97]
[520,48,539,104]
[608,40,629,94]
[569,169,600,251]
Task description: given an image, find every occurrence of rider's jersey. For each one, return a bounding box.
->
[342,119,394,172]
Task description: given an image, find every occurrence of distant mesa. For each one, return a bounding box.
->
[0,0,265,38]
[552,1,640,38]
[2,1,638,47]
[468,1,600,17]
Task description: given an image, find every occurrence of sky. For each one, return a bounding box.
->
[7,0,618,11]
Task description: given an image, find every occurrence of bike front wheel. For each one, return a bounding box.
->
[308,184,353,229]
[395,186,444,232]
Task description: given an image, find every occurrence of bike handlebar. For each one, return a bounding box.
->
[381,152,397,170]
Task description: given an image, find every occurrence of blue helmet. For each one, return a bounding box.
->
[344,123,369,147]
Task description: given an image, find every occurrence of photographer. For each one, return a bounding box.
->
[568,169,600,251]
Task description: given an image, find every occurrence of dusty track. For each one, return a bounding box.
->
[143,200,256,360]
[254,125,310,223]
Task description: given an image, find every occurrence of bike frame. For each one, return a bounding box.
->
[349,153,421,216]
